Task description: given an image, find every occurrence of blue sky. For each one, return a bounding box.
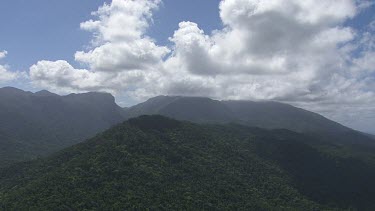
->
[0,0,375,70]
[0,0,107,71]
[0,0,222,72]
[0,0,375,133]
[0,0,373,72]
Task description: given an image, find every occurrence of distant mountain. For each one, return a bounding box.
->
[124,96,374,146]
[126,96,346,133]
[33,90,59,97]
[1,116,375,210]
[1,89,373,167]
[222,100,348,133]
[0,87,126,167]
[125,96,235,123]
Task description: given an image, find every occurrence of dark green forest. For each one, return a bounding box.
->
[1,115,375,210]
[0,87,126,168]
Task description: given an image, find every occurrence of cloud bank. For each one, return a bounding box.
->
[28,0,375,132]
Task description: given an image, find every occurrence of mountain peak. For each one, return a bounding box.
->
[34,90,59,97]
[0,86,30,95]
[65,92,116,104]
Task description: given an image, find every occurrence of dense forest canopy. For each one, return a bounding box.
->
[1,115,375,210]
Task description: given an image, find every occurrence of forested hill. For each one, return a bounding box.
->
[1,115,375,210]
[0,87,126,167]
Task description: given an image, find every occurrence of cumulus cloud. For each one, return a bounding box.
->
[0,50,18,83]
[30,0,168,97]
[75,0,169,73]
[0,66,17,82]
[28,0,375,131]
[30,60,104,92]
[0,50,8,59]
[29,60,161,96]
[162,0,363,100]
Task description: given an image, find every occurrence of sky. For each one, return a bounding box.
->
[0,0,374,133]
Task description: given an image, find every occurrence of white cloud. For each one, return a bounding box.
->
[29,60,160,96]
[0,50,7,59]
[0,65,18,82]
[0,50,18,83]
[30,0,168,97]
[75,0,169,73]
[30,60,103,93]
[162,0,361,101]
[28,0,375,132]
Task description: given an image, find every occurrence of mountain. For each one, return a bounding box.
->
[125,96,235,123]
[0,87,126,167]
[1,89,372,167]
[125,96,348,133]
[125,96,374,146]
[222,100,348,133]
[1,115,375,210]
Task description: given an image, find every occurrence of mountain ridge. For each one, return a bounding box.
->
[0,87,126,167]
[1,87,373,167]
[124,95,362,135]
[123,95,375,150]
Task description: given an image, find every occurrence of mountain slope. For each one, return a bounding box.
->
[126,96,235,123]
[0,87,126,167]
[125,96,374,146]
[126,96,349,133]
[222,100,348,133]
[1,116,375,210]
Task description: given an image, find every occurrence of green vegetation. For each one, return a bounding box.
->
[0,87,126,168]
[1,115,374,210]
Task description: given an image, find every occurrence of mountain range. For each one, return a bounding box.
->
[1,87,373,168]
